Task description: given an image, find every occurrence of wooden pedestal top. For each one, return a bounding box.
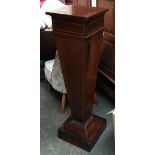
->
[46,5,108,23]
[46,6,108,37]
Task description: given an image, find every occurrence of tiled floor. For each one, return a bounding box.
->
[40,82,115,155]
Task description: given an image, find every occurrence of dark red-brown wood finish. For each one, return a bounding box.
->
[46,5,108,151]
[72,0,91,6]
[97,0,115,100]
[70,0,115,99]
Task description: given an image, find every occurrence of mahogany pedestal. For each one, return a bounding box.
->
[47,6,108,152]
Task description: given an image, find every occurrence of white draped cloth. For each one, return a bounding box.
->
[44,51,67,94]
[42,1,66,93]
[40,0,65,29]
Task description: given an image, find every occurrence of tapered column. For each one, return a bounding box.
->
[47,5,108,151]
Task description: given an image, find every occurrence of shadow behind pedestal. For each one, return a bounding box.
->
[47,6,108,151]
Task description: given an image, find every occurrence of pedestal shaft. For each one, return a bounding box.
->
[55,31,103,122]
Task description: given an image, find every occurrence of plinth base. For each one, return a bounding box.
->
[58,114,107,152]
